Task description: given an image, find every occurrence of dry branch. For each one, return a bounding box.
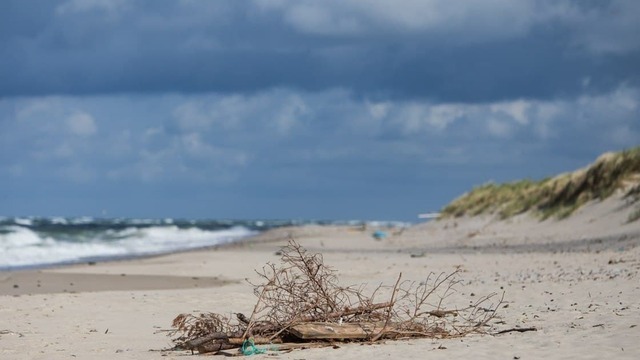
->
[298,301,392,322]
[371,273,402,342]
[495,327,537,335]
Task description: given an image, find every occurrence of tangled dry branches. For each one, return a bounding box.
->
[168,239,502,354]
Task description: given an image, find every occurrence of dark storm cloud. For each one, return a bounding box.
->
[1,0,638,102]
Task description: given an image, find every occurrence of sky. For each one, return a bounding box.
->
[0,0,639,221]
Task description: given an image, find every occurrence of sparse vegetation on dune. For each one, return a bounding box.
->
[441,146,640,220]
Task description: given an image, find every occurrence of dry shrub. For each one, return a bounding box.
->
[168,239,502,352]
[247,239,377,332]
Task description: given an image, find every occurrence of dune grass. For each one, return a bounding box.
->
[440,146,640,220]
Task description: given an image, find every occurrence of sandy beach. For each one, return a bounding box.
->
[2,2,638,358]
[1,194,639,359]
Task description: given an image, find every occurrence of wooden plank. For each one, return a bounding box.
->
[288,322,384,340]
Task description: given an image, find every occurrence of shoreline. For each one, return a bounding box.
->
[0,220,410,272]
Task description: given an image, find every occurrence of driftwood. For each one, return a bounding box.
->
[196,341,237,354]
[272,342,332,350]
[186,333,277,349]
[167,239,505,355]
[185,332,236,349]
[495,327,538,335]
[289,322,385,340]
[196,337,282,354]
[427,309,459,318]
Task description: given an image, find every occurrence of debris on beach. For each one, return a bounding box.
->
[372,230,388,240]
[165,239,503,356]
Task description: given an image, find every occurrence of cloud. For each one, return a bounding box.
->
[575,86,639,124]
[270,94,308,135]
[15,98,61,121]
[562,0,640,54]
[426,104,466,131]
[103,132,249,184]
[1,85,638,219]
[255,0,541,40]
[172,90,310,137]
[531,102,561,139]
[179,132,249,166]
[2,86,638,188]
[486,118,513,138]
[282,3,364,36]
[355,86,639,151]
[255,0,640,55]
[66,111,97,136]
[173,102,215,131]
[386,102,466,135]
[0,1,637,102]
[367,101,391,120]
[55,0,129,17]
[491,100,530,125]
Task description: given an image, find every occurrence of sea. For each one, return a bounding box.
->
[0,216,407,270]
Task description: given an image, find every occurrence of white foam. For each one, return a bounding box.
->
[69,217,94,225]
[0,225,256,269]
[14,218,33,226]
[50,217,69,225]
[1,226,50,247]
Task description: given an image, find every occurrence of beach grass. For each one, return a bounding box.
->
[441,146,640,220]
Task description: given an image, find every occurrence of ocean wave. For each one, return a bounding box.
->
[0,217,410,270]
[0,222,256,270]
